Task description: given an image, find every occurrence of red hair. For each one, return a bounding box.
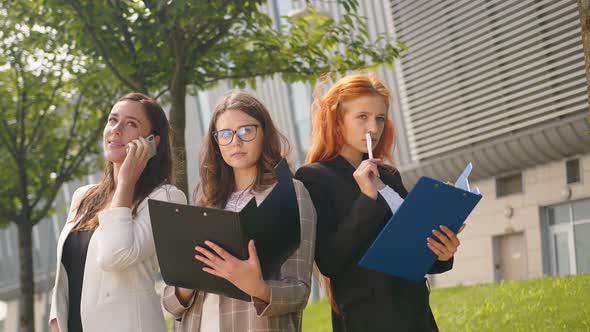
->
[305,73,396,314]
[306,73,396,164]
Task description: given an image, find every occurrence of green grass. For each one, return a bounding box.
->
[302,273,590,332]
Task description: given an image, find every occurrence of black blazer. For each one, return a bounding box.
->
[295,156,453,332]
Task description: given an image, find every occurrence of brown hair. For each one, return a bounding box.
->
[196,91,290,208]
[71,92,174,231]
[306,73,397,313]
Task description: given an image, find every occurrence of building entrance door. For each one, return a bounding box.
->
[493,232,528,281]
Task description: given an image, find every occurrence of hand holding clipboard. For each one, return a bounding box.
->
[148,159,300,301]
[359,163,482,281]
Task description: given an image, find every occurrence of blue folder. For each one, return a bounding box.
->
[358,176,482,281]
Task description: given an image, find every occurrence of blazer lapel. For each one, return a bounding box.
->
[322,155,358,184]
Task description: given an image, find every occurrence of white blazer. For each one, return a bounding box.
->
[50,184,187,332]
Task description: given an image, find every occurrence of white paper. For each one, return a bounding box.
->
[455,163,472,192]
[454,163,481,194]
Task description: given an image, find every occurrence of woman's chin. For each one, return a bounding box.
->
[104,152,125,164]
[228,160,257,171]
[355,147,369,155]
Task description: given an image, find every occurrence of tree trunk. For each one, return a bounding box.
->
[578,0,590,124]
[18,219,35,332]
[169,79,189,196]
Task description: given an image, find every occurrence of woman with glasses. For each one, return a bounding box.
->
[161,91,317,332]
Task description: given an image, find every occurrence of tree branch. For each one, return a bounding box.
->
[26,65,65,150]
[188,0,242,65]
[108,0,138,62]
[154,87,169,100]
[0,118,18,159]
[186,1,232,46]
[189,20,233,70]
[11,52,32,218]
[0,208,18,224]
[64,0,143,92]
[32,105,107,224]
[14,52,30,156]
[56,91,84,174]
[61,104,108,180]
[200,67,302,86]
[28,174,50,213]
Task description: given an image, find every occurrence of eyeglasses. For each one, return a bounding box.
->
[212,124,260,146]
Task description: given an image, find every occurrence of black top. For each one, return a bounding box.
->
[295,156,453,332]
[61,229,94,332]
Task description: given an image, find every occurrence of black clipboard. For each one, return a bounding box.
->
[148,159,300,301]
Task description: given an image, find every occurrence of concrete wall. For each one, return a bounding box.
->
[433,153,590,287]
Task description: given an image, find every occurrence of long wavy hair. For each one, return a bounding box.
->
[196,91,290,208]
[71,92,174,231]
[306,73,397,314]
[306,73,396,164]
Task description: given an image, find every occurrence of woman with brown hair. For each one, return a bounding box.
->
[295,73,463,331]
[161,91,316,332]
[49,92,187,332]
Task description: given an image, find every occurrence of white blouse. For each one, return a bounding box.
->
[200,189,254,332]
[378,185,404,213]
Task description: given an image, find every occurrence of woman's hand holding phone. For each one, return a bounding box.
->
[118,136,152,186]
[111,136,155,208]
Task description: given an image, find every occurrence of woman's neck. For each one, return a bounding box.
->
[233,166,257,192]
[339,145,363,168]
[113,163,121,186]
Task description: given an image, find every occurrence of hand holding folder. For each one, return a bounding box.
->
[359,164,482,281]
[148,159,300,301]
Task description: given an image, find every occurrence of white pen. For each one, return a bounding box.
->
[366,132,373,159]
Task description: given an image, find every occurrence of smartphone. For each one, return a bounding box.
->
[145,134,157,159]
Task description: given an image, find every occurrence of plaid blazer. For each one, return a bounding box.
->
[162,179,317,332]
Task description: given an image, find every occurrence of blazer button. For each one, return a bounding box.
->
[106,292,110,297]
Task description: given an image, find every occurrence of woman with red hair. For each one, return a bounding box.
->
[295,73,462,331]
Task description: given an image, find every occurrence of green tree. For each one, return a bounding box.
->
[52,0,405,194]
[0,1,119,330]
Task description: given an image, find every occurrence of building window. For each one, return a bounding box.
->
[566,159,580,184]
[496,173,523,198]
[544,198,590,276]
[547,205,570,225]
